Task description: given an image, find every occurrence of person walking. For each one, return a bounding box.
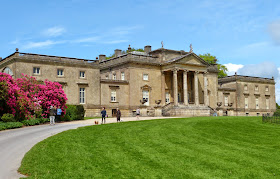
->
[56,106,62,122]
[49,106,56,125]
[116,108,121,123]
[101,107,107,124]
[136,108,140,120]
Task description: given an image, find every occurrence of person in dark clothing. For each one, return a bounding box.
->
[101,107,106,124]
[116,108,121,123]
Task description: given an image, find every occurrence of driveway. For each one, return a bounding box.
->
[0,116,177,179]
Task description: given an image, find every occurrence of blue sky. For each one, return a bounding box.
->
[1,0,280,103]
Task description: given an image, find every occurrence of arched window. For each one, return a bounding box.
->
[2,67,13,76]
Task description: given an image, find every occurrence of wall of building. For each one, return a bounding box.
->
[2,61,100,106]
[128,64,162,109]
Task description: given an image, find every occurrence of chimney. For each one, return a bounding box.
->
[99,54,106,62]
[128,45,131,52]
[114,49,122,57]
[144,45,151,54]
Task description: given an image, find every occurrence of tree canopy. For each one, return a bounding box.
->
[199,53,228,78]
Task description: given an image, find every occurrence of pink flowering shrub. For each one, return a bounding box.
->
[38,80,68,117]
[0,73,32,120]
[0,73,67,121]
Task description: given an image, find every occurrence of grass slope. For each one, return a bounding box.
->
[19,117,280,178]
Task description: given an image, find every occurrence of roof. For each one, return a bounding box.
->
[149,48,188,54]
[218,75,275,84]
[0,52,97,63]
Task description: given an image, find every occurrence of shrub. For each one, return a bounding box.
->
[38,117,49,124]
[21,119,40,126]
[61,113,71,121]
[274,109,280,116]
[0,122,23,131]
[1,113,16,122]
[76,105,85,120]
[61,105,85,121]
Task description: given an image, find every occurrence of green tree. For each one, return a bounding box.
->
[274,103,280,116]
[199,53,228,78]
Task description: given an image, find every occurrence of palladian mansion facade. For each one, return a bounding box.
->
[0,45,276,117]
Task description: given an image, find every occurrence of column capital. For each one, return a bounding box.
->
[195,71,199,74]
[204,71,208,75]
[173,68,179,73]
[183,69,189,73]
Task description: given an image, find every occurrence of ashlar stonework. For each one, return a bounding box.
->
[0,46,276,117]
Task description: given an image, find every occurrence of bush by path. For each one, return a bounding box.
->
[19,116,280,178]
[0,122,23,131]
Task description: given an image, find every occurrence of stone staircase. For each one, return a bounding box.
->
[162,103,211,117]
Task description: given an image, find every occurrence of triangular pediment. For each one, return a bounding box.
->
[163,53,209,66]
[176,54,208,66]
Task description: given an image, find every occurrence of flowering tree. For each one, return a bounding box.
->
[0,73,68,120]
[38,80,68,117]
[0,73,32,120]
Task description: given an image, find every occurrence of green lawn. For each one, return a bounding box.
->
[19,117,280,178]
[84,116,101,120]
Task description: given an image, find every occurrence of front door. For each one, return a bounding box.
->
[112,109,117,117]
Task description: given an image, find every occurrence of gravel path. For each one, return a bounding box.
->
[0,116,178,179]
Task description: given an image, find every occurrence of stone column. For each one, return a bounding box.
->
[173,69,178,106]
[204,72,208,106]
[161,71,166,105]
[194,71,199,106]
[183,70,189,106]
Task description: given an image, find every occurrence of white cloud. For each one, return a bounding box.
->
[224,63,244,76]
[42,27,66,37]
[237,62,279,79]
[268,20,280,45]
[22,40,65,50]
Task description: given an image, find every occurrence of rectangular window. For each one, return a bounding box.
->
[255,85,259,91]
[142,90,149,105]
[224,96,228,107]
[245,97,249,109]
[244,85,248,91]
[57,69,64,76]
[266,98,269,109]
[143,74,149,81]
[79,88,85,104]
[265,86,269,92]
[33,67,40,75]
[80,71,85,78]
[256,98,259,109]
[113,74,116,80]
[111,90,116,102]
[121,72,125,80]
[165,92,170,103]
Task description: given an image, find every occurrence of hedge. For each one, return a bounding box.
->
[0,122,23,131]
[21,119,41,126]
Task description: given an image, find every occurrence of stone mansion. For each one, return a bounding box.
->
[0,45,276,117]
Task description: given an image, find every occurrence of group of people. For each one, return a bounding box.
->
[100,107,141,124]
[49,105,62,125]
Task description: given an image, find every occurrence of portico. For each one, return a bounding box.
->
[161,69,208,107]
